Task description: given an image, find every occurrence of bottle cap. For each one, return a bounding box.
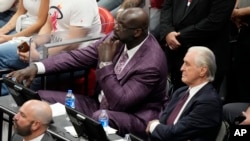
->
[68,89,72,93]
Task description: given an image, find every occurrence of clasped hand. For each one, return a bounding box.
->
[17,42,40,63]
[166,31,181,50]
[98,37,120,62]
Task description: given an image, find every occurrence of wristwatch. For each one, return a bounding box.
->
[99,61,113,69]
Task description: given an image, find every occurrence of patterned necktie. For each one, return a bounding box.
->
[115,50,128,74]
[166,90,190,124]
[100,95,109,109]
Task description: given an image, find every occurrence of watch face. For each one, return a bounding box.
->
[100,62,105,68]
[99,62,112,68]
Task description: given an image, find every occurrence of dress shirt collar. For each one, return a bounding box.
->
[189,81,209,97]
[24,133,45,141]
[124,34,149,60]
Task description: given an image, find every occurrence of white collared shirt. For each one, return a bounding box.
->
[24,133,45,141]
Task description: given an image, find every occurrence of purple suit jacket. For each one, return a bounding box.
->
[42,32,168,137]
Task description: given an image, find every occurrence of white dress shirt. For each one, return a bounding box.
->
[24,133,44,141]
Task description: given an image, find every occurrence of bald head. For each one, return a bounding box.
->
[119,7,149,31]
[22,100,52,125]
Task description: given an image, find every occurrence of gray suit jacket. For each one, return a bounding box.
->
[41,32,168,138]
[11,132,56,141]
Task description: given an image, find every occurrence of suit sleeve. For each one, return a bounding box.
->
[42,34,112,74]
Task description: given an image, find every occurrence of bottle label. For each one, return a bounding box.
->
[65,98,75,108]
[99,119,108,127]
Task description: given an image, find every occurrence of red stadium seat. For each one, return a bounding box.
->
[98,7,115,34]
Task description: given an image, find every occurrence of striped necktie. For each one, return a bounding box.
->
[115,50,128,74]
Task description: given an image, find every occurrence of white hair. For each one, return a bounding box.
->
[188,46,216,82]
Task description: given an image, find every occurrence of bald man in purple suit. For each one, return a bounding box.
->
[7,8,168,139]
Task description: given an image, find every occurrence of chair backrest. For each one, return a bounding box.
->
[215,120,230,141]
[98,7,115,34]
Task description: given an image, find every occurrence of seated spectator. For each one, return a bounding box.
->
[0,0,17,30]
[0,0,49,42]
[223,103,250,125]
[0,0,49,96]
[146,46,222,140]
[11,100,55,141]
[7,8,167,140]
[0,0,101,96]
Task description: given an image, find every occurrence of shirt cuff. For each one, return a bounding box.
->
[150,121,160,133]
[34,62,45,74]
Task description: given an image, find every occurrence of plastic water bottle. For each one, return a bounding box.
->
[65,89,75,109]
[99,109,109,132]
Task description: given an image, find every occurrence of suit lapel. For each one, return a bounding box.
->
[180,83,210,116]
[175,0,187,24]
[116,40,147,80]
[116,51,142,80]
[184,0,199,16]
[179,0,200,23]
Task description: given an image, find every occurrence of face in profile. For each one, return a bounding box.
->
[13,106,34,136]
[13,116,33,136]
[113,9,140,43]
[180,51,203,86]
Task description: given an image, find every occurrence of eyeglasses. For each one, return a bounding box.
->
[114,20,140,31]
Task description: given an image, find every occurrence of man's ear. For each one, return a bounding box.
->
[31,121,41,131]
[200,66,207,77]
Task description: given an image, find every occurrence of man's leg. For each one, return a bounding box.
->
[0,41,29,95]
[223,103,249,124]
